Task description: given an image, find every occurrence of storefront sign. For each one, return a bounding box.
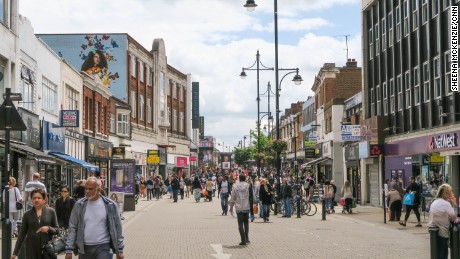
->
[322,141,331,157]
[112,147,125,159]
[147,149,160,164]
[345,144,359,160]
[429,133,457,150]
[13,108,41,149]
[60,110,79,127]
[341,125,361,141]
[308,131,318,143]
[110,159,135,194]
[42,121,65,153]
[192,82,200,129]
[369,144,383,157]
[199,116,204,139]
[189,156,197,162]
[176,156,188,167]
[430,152,445,163]
[86,136,113,158]
[305,148,316,158]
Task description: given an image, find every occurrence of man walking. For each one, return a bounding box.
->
[24,172,47,210]
[65,177,124,259]
[280,178,292,218]
[170,175,180,203]
[229,174,253,246]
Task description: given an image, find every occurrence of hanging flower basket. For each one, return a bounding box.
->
[254,152,265,160]
[270,140,287,153]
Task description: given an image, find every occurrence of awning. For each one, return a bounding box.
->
[49,152,99,171]
[5,141,57,164]
[302,157,331,168]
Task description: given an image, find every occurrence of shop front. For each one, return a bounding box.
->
[85,136,113,191]
[175,156,189,179]
[345,143,361,202]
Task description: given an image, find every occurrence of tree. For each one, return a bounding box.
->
[233,148,251,166]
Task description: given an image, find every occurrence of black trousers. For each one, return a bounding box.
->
[390,200,402,221]
[404,204,421,222]
[237,212,249,243]
[154,188,161,200]
[173,189,179,202]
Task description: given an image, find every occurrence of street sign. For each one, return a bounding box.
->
[341,125,361,141]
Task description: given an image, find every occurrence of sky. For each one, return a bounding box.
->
[19,0,362,151]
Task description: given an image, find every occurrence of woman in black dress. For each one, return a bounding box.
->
[55,185,75,229]
[259,179,273,222]
[12,188,59,259]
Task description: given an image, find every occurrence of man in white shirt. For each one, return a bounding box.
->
[24,172,47,210]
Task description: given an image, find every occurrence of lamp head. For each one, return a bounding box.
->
[239,70,247,79]
[244,0,257,11]
[292,74,303,85]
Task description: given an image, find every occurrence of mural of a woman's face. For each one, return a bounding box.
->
[93,52,101,65]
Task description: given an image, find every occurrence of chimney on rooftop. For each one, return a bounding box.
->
[346,58,357,68]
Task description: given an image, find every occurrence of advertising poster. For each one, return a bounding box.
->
[110,159,135,194]
[109,192,124,214]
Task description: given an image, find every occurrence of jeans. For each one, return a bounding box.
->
[259,201,264,218]
[437,236,448,259]
[147,188,154,200]
[237,212,249,243]
[326,198,333,209]
[9,212,19,233]
[283,198,291,216]
[79,243,112,259]
[220,192,229,214]
[261,204,269,219]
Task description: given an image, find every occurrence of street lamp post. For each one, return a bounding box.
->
[290,115,301,218]
[240,50,273,177]
[244,0,303,215]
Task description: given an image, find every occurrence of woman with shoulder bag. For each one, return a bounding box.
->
[2,177,23,238]
[11,188,59,259]
[55,185,75,229]
[259,179,272,222]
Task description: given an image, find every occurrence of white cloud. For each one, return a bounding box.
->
[19,0,361,147]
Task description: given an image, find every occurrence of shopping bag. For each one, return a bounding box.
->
[253,204,259,214]
[203,190,208,196]
[403,192,415,206]
[352,198,357,208]
[339,198,345,206]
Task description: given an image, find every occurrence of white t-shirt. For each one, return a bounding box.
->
[428,199,456,238]
[84,198,110,245]
[2,187,23,212]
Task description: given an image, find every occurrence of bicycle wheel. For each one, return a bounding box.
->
[306,202,317,216]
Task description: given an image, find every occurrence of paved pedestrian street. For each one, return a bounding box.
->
[118,196,430,259]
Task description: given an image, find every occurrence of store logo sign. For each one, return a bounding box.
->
[429,133,457,150]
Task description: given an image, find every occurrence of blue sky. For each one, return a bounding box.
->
[19,0,362,150]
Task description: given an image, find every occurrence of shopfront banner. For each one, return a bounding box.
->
[176,156,188,167]
[147,149,160,164]
[110,159,135,194]
[60,110,79,127]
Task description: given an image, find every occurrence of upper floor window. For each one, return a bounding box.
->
[131,90,137,118]
[139,95,145,121]
[414,66,420,105]
[432,0,439,17]
[375,23,380,55]
[403,0,410,36]
[433,56,441,98]
[376,84,381,115]
[404,71,411,108]
[95,102,99,133]
[180,111,184,132]
[42,77,57,113]
[381,18,387,51]
[396,5,401,41]
[445,51,452,94]
[147,98,152,124]
[180,85,184,101]
[117,112,129,136]
[139,61,144,82]
[173,82,177,99]
[397,75,403,111]
[146,67,151,86]
[20,66,35,112]
[370,88,375,116]
[390,78,395,113]
[130,55,136,77]
[369,28,374,59]
[412,0,418,30]
[110,113,115,133]
[422,0,428,24]
[66,85,79,110]
[423,62,430,102]
[173,109,177,131]
[388,12,394,47]
[383,82,388,115]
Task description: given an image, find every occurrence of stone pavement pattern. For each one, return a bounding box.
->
[3,195,430,259]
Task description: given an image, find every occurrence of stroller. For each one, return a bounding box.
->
[341,198,353,214]
[193,189,202,202]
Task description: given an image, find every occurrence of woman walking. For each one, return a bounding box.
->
[2,177,23,238]
[259,178,273,222]
[55,185,75,229]
[400,176,422,227]
[341,180,353,214]
[12,188,59,259]
[192,175,202,202]
[428,184,458,259]
[218,176,230,215]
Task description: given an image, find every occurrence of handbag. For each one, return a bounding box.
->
[253,204,259,214]
[14,188,23,210]
[339,197,345,206]
[403,192,415,206]
[42,229,67,257]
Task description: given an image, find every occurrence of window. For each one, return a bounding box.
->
[445,51,452,94]
[381,18,386,50]
[147,98,152,123]
[422,0,428,23]
[173,109,177,131]
[172,82,177,99]
[180,111,184,132]
[432,0,439,17]
[131,90,136,118]
[376,84,381,115]
[139,61,144,82]
[42,77,57,113]
[160,72,165,119]
[369,28,373,59]
[388,12,394,47]
[383,82,388,114]
[412,0,418,30]
[375,23,380,55]
[397,75,403,111]
[95,102,99,133]
[403,1,410,36]
[130,55,136,77]
[139,95,145,121]
[390,79,395,113]
[405,71,411,108]
[117,113,129,136]
[443,0,451,9]
[414,67,420,105]
[146,67,150,86]
[20,67,35,112]
[396,5,401,41]
[423,62,430,102]
[66,85,79,110]
[110,113,115,133]
[433,56,441,98]
[370,88,375,116]
[180,85,184,101]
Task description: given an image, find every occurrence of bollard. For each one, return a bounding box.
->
[428,226,439,259]
[322,199,326,220]
[451,222,459,259]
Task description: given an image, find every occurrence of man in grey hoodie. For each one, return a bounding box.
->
[229,174,253,246]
